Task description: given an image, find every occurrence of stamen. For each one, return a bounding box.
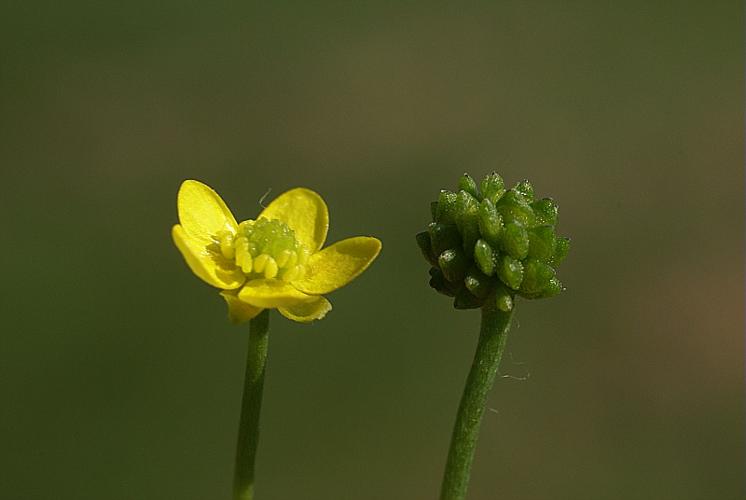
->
[263,256,279,279]
[237,220,254,233]
[219,231,235,260]
[276,249,292,268]
[282,264,303,282]
[254,254,269,274]
[227,218,309,282]
[234,237,250,271]
[240,252,253,274]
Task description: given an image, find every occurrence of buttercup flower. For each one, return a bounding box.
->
[172,180,381,323]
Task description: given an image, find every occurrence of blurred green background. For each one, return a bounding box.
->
[1,1,742,499]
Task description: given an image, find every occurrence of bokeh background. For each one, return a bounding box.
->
[1,2,742,499]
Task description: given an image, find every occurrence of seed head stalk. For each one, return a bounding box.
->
[440,306,513,500]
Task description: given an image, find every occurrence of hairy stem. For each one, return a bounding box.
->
[440,307,513,500]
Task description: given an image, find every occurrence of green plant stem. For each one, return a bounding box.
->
[440,306,514,500]
[233,310,270,500]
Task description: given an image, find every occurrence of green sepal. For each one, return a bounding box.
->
[478,199,502,247]
[455,190,480,253]
[464,266,493,299]
[428,222,461,256]
[436,190,459,224]
[531,198,558,227]
[429,267,458,297]
[454,288,482,309]
[479,172,506,204]
[493,282,514,312]
[527,225,557,262]
[551,236,570,266]
[514,179,534,202]
[473,239,497,276]
[519,259,555,295]
[438,248,468,283]
[496,189,536,227]
[500,222,529,260]
[416,231,438,266]
[458,173,480,199]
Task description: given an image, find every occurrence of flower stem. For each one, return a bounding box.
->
[233,310,270,500]
[440,306,514,500]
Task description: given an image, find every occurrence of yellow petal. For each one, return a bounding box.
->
[178,180,238,242]
[258,188,329,253]
[172,225,245,289]
[292,237,382,295]
[278,296,332,323]
[220,291,264,324]
[237,279,316,308]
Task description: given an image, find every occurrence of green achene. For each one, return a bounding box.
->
[416,172,570,311]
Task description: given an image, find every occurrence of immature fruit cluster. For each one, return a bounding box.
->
[416,173,569,311]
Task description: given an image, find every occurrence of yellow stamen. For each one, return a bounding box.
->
[219,231,235,260]
[263,256,279,279]
[237,220,255,233]
[282,264,304,282]
[254,254,269,274]
[240,252,253,274]
[276,249,292,268]
[234,237,251,272]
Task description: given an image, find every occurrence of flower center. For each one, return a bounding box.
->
[216,218,310,281]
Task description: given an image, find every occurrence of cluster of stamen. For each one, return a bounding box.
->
[216,218,310,282]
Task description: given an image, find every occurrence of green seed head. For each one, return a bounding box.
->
[417,172,570,310]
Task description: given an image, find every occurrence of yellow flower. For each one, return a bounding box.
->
[172,180,382,324]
